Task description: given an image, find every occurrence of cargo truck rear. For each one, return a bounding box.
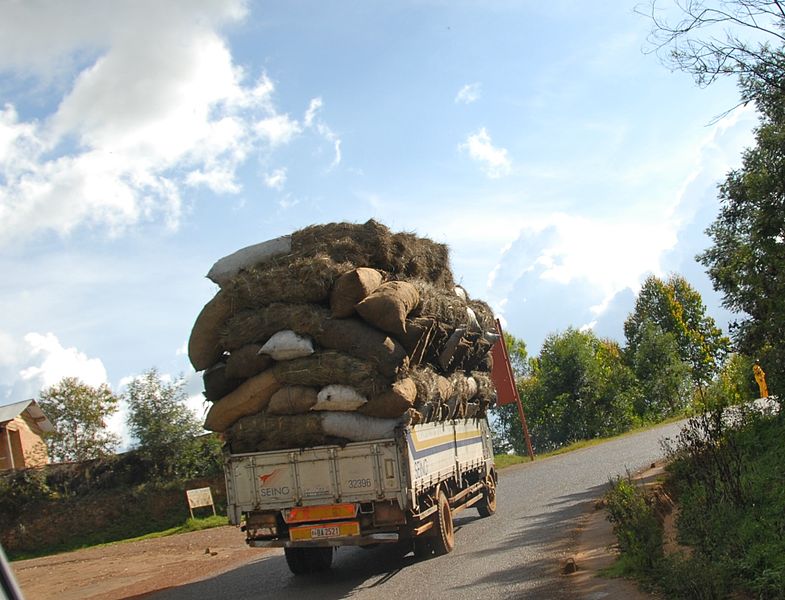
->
[225,417,497,574]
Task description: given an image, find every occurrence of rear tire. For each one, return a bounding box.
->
[284,547,333,575]
[477,474,497,517]
[431,490,455,555]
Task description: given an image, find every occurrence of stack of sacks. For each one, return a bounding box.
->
[188,220,500,453]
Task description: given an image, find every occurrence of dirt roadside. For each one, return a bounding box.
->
[10,526,275,600]
[563,464,666,600]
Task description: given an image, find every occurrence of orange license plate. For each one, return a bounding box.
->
[289,521,360,541]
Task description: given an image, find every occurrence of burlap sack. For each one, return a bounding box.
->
[359,378,417,418]
[330,267,384,318]
[315,318,408,378]
[226,413,330,453]
[355,281,419,338]
[221,304,329,351]
[436,375,454,402]
[203,370,281,432]
[226,255,351,308]
[224,344,273,379]
[267,386,318,414]
[188,291,233,371]
[272,351,391,398]
[203,362,243,403]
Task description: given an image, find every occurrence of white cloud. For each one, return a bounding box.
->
[254,114,302,147]
[0,1,331,246]
[278,194,300,209]
[264,168,287,190]
[302,97,342,169]
[304,97,323,127]
[455,82,482,104]
[459,128,511,178]
[18,332,108,389]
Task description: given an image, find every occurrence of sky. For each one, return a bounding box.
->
[0,0,763,448]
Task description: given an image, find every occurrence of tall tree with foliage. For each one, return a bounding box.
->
[698,77,785,395]
[624,274,730,390]
[37,377,120,463]
[630,322,693,419]
[125,368,210,479]
[643,1,785,395]
[525,329,637,452]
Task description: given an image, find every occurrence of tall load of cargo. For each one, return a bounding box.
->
[188,220,499,453]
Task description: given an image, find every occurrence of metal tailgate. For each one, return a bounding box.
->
[225,440,404,523]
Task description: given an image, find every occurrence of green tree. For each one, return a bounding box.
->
[37,377,120,463]
[624,274,730,390]
[125,368,208,479]
[525,329,637,452]
[702,353,759,409]
[630,322,692,419]
[643,1,785,396]
[698,81,785,394]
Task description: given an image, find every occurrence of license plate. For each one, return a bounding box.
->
[289,521,360,541]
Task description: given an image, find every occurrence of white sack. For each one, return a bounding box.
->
[207,235,292,286]
[482,330,501,346]
[311,385,367,411]
[259,330,314,361]
[321,412,402,441]
[466,376,479,399]
[465,307,481,332]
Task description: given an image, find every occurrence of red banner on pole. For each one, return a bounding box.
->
[490,341,518,406]
[489,319,535,460]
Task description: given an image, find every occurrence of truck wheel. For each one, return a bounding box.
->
[477,475,497,517]
[284,547,333,575]
[431,490,455,555]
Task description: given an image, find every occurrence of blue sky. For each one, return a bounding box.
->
[0,1,760,446]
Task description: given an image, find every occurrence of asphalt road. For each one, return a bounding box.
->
[148,421,685,600]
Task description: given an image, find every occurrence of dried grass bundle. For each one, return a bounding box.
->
[224,254,352,308]
[272,351,391,397]
[225,413,336,453]
[220,304,329,351]
[291,220,454,288]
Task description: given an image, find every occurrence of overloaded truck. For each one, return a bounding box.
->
[188,221,507,574]
[224,415,497,573]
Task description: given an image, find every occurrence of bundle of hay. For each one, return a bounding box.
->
[188,220,499,453]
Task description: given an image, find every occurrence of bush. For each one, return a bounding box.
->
[610,408,785,598]
[0,469,52,526]
[604,475,663,577]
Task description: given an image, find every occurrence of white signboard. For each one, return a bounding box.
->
[186,487,216,518]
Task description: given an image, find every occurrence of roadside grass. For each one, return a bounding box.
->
[495,414,686,468]
[10,514,229,562]
[117,514,230,544]
[603,408,785,599]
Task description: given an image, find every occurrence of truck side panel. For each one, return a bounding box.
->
[405,419,492,495]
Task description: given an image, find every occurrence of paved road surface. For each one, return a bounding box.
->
[148,421,684,600]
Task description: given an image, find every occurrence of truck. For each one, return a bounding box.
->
[224,417,497,574]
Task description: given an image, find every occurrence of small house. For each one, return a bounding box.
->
[0,399,53,470]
